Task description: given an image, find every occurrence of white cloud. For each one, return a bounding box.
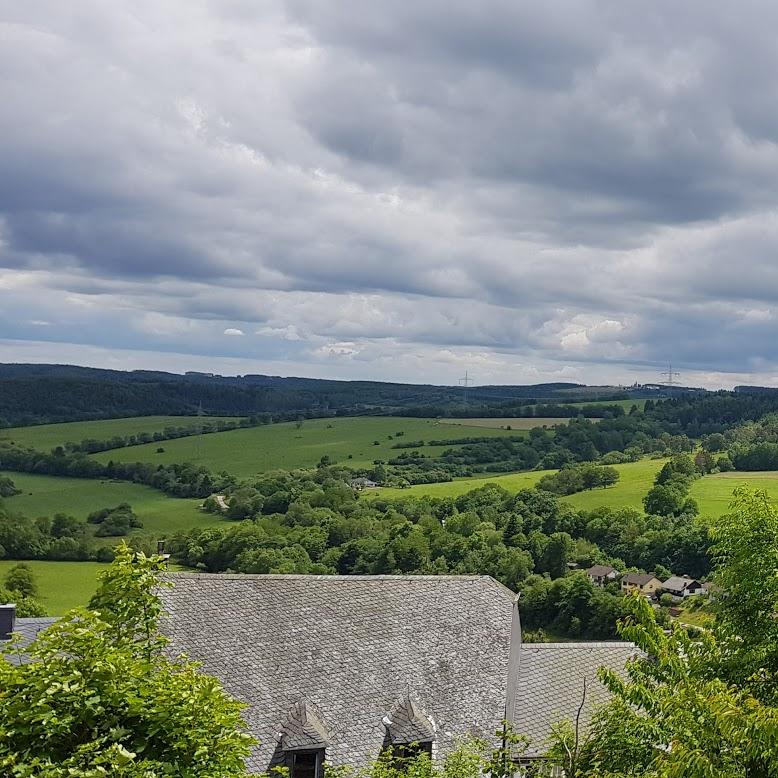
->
[3,2,778,385]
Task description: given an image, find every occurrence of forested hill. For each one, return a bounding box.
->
[0,363,644,426]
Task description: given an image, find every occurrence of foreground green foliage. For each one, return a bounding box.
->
[563,487,778,777]
[0,546,254,777]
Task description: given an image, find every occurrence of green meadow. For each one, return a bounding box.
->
[373,458,666,505]
[0,415,242,451]
[373,458,778,518]
[689,470,778,516]
[0,560,108,615]
[91,417,525,478]
[1,471,223,537]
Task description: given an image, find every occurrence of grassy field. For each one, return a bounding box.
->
[0,415,243,451]
[91,417,527,478]
[373,458,667,506]
[0,560,108,615]
[1,472,223,537]
[438,417,573,429]
[689,471,778,516]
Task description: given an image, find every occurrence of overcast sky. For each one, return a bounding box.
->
[2,2,778,388]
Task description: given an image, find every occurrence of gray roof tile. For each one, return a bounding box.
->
[513,642,638,756]
[159,574,516,772]
[1,617,58,665]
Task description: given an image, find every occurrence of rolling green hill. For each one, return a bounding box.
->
[91,417,526,478]
[0,415,242,451]
[373,458,778,517]
[372,458,666,506]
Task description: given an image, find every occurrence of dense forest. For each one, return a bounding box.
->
[0,363,647,425]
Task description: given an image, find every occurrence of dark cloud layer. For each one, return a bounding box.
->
[2,1,778,386]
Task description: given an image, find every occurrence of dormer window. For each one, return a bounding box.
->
[383,690,436,762]
[280,698,330,778]
[289,749,324,778]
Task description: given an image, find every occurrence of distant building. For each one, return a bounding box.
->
[662,576,704,601]
[586,565,618,587]
[621,573,662,598]
[159,573,638,775]
[349,477,378,490]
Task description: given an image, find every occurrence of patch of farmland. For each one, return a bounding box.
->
[1,471,221,536]
[0,415,243,451]
[91,416,521,478]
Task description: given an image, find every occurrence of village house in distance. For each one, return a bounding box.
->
[159,573,637,775]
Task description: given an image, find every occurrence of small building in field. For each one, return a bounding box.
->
[586,565,618,587]
[620,573,662,598]
[662,576,704,601]
[349,477,378,491]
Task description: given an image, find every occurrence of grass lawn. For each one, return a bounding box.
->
[561,458,668,512]
[690,470,778,516]
[0,560,109,615]
[0,415,243,451]
[91,417,525,478]
[438,417,574,430]
[1,471,224,537]
[373,458,667,508]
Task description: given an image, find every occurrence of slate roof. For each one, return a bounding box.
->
[1,617,58,665]
[662,576,702,592]
[586,565,617,578]
[621,573,658,586]
[159,574,518,773]
[513,642,639,757]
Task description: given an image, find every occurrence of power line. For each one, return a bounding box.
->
[458,370,473,405]
[659,363,681,388]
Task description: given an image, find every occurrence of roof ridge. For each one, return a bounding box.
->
[162,572,499,582]
[521,640,636,651]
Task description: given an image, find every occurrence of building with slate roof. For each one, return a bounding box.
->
[0,604,57,665]
[159,573,635,776]
[513,642,639,758]
[661,575,704,600]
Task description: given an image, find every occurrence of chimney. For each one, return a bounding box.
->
[0,603,16,641]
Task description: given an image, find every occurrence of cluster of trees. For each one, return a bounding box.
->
[87,503,143,537]
[648,388,778,435]
[643,455,701,517]
[0,475,20,497]
[167,469,710,639]
[0,509,116,563]
[0,563,46,617]
[381,418,694,485]
[0,443,232,498]
[536,463,619,495]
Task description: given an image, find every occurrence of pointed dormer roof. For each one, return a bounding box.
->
[383,690,436,744]
[280,698,331,751]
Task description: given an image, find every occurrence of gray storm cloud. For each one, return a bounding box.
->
[1,0,778,386]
